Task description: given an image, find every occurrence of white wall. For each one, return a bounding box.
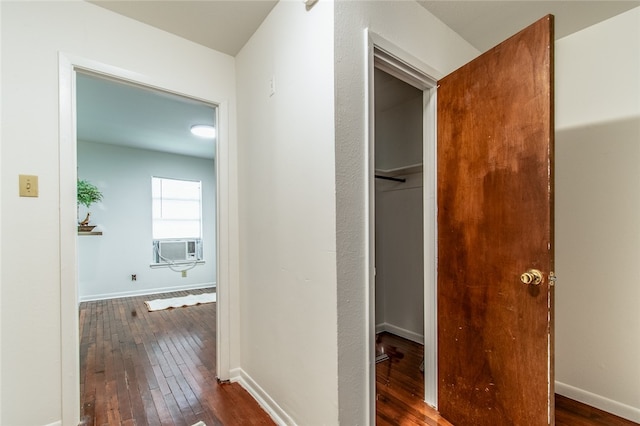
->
[375,84,423,172]
[77,141,216,301]
[235,1,338,424]
[0,2,236,425]
[375,173,424,343]
[334,2,479,423]
[0,1,3,420]
[374,82,425,342]
[555,7,640,421]
[6,2,636,425]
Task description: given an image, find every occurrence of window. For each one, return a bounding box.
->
[152,177,203,264]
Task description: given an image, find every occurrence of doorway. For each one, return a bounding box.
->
[369,16,556,425]
[74,72,219,422]
[367,38,440,420]
[59,54,232,425]
[374,65,427,421]
[75,71,217,302]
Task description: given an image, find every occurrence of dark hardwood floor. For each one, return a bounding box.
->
[79,288,274,426]
[376,332,452,426]
[376,332,639,426]
[555,394,639,426]
[81,294,638,425]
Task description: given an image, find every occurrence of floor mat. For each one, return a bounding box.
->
[145,292,216,311]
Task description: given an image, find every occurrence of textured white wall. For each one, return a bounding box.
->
[555,7,640,421]
[236,1,338,424]
[77,141,216,301]
[375,173,424,342]
[334,2,479,423]
[0,2,236,425]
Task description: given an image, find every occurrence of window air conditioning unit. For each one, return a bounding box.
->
[158,240,197,262]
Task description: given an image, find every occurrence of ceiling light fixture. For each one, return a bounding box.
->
[190,124,216,139]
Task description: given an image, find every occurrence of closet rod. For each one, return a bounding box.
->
[375,175,406,183]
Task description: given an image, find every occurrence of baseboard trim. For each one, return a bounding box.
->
[229,368,295,426]
[42,421,62,426]
[555,381,640,423]
[376,322,424,345]
[79,282,216,302]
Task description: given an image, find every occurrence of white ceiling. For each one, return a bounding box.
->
[89,0,279,57]
[90,0,640,56]
[81,0,639,160]
[77,73,217,160]
[418,1,639,52]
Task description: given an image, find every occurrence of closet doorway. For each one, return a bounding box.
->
[370,45,439,420]
[374,67,425,346]
[374,65,426,414]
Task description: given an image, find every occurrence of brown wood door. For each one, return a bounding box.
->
[437,16,554,425]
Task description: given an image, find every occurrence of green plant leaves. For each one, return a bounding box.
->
[77,179,103,207]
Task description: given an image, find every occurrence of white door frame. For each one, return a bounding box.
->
[365,30,442,418]
[58,53,232,425]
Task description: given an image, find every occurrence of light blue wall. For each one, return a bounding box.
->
[77,140,216,300]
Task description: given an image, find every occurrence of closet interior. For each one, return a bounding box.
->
[374,67,425,395]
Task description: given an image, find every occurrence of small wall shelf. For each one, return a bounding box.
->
[78,231,103,236]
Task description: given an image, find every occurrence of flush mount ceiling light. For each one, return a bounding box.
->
[190,124,216,139]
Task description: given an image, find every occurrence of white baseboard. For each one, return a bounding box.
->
[79,282,216,302]
[42,421,61,426]
[229,368,295,426]
[556,381,640,423]
[376,322,424,345]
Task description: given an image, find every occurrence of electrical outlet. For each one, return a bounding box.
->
[182,270,187,278]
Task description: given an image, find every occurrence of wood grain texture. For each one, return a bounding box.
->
[376,332,453,426]
[555,395,640,426]
[437,15,554,425]
[79,289,274,426]
[378,333,639,426]
[79,293,637,425]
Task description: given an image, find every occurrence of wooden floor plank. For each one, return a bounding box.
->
[555,394,639,426]
[80,288,274,426]
[81,292,635,425]
[375,332,640,426]
[150,387,173,425]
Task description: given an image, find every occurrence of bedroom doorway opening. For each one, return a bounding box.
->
[75,70,219,424]
[59,54,230,424]
[75,71,218,304]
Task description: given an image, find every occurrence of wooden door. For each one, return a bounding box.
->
[437,16,554,425]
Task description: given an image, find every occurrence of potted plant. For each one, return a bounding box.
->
[77,179,103,231]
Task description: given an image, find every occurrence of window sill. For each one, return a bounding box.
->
[149,260,206,269]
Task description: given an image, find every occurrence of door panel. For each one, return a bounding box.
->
[437,16,554,425]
